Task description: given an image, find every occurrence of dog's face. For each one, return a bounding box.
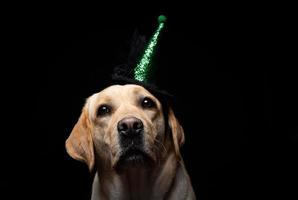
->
[90,84,165,170]
[66,84,184,172]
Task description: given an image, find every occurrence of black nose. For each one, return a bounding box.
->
[117,117,143,137]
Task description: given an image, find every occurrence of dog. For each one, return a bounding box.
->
[66,84,196,200]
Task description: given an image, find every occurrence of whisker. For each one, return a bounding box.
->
[153,138,167,155]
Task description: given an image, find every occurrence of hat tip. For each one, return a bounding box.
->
[158,15,167,23]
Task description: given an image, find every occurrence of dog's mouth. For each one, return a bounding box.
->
[114,147,154,173]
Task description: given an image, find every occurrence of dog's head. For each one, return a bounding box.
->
[65,84,184,172]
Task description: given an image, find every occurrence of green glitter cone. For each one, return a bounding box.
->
[134,15,167,82]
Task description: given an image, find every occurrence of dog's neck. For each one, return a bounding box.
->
[91,151,179,200]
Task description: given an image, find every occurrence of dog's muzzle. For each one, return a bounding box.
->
[116,117,152,171]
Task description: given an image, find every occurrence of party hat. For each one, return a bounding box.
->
[134,15,167,82]
[112,15,171,98]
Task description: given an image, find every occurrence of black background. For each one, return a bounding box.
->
[2,2,297,200]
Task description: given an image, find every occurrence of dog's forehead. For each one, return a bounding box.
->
[88,84,154,107]
[99,84,151,98]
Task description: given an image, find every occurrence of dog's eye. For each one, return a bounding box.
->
[141,97,156,109]
[97,105,111,116]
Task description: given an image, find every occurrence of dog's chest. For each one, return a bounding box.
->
[91,170,154,200]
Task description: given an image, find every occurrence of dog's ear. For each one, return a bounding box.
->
[65,105,94,171]
[168,107,185,158]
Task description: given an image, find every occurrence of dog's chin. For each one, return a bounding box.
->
[114,148,154,174]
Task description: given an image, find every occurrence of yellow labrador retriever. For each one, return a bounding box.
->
[66,84,196,200]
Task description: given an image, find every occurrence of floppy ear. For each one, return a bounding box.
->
[65,106,94,171]
[168,107,185,158]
